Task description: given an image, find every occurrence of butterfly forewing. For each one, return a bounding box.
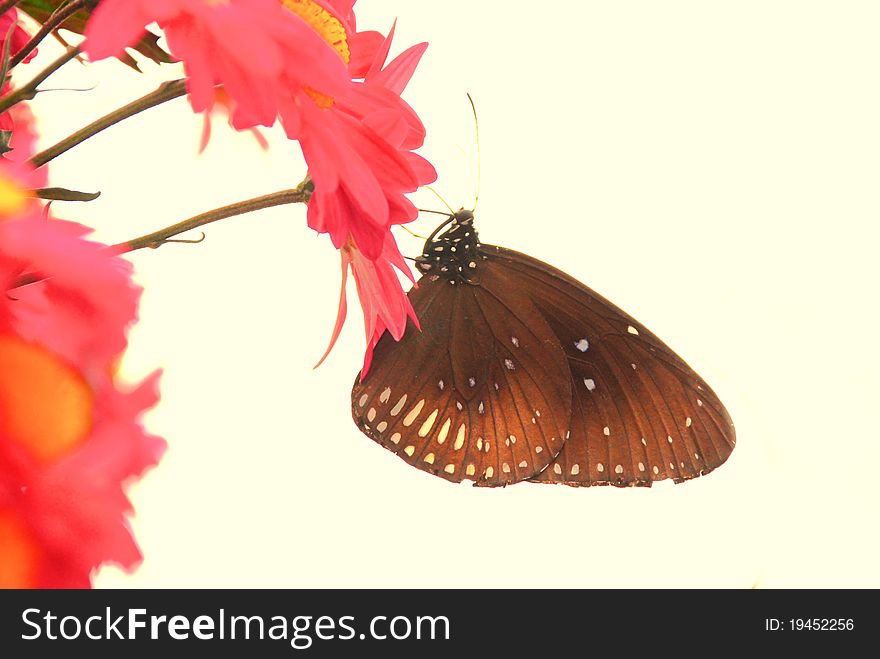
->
[352,266,572,486]
[480,246,736,486]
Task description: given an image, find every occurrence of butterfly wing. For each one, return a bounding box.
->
[480,246,736,486]
[352,266,573,486]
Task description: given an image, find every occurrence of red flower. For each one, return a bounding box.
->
[276,5,435,371]
[318,232,419,376]
[0,208,164,588]
[82,0,350,130]
[0,8,36,65]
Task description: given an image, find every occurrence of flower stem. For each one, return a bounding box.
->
[29,78,188,168]
[111,181,313,254]
[9,0,86,68]
[0,1,22,16]
[0,45,79,115]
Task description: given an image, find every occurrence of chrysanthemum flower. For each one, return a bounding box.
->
[277,4,435,373]
[82,0,350,130]
[0,208,164,588]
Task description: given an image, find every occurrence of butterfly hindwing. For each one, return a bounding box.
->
[352,267,572,486]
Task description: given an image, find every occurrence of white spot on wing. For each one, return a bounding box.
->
[583,378,596,391]
[454,424,466,450]
[627,325,639,335]
[436,418,452,444]
[574,338,589,352]
[504,359,515,370]
[358,394,369,408]
[390,394,407,416]
[418,409,439,437]
[402,399,425,426]
[379,387,391,403]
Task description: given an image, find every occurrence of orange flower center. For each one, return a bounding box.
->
[0,334,93,463]
[0,510,40,588]
[280,0,350,108]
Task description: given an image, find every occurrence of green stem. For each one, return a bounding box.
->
[29,78,188,168]
[9,0,86,68]
[111,183,312,254]
[0,45,79,115]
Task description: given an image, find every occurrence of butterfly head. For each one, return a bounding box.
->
[415,209,483,285]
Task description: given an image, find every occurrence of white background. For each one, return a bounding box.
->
[19,1,880,588]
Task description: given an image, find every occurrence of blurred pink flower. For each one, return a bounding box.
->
[0,210,164,588]
[0,8,36,65]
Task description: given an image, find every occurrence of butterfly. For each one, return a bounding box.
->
[351,210,735,487]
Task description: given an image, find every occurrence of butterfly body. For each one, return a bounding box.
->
[352,211,735,487]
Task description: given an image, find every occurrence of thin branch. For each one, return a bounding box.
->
[0,1,22,16]
[110,184,312,254]
[0,45,79,115]
[10,0,86,68]
[30,78,188,167]
[10,180,313,290]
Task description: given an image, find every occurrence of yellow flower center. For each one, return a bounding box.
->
[281,0,350,64]
[0,510,40,588]
[0,175,30,218]
[0,334,94,463]
[280,0,350,108]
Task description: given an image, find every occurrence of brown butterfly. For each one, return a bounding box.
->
[351,210,735,487]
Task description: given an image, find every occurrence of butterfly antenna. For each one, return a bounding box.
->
[400,224,428,240]
[424,186,456,214]
[467,92,481,212]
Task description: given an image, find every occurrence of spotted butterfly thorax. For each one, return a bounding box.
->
[351,210,735,487]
